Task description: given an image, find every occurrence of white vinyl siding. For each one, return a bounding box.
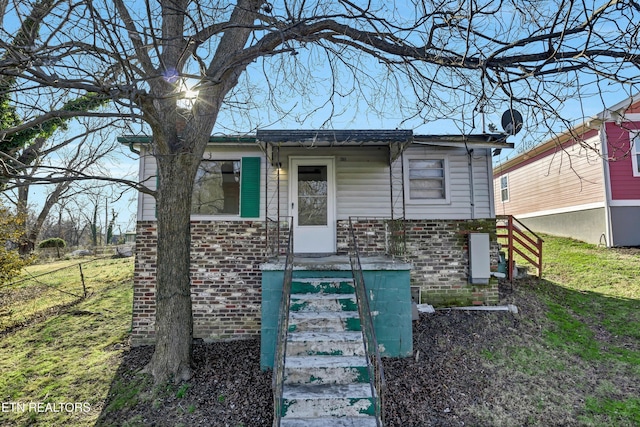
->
[138,148,157,221]
[137,144,496,222]
[278,147,391,219]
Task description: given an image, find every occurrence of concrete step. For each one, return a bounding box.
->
[291,278,354,295]
[284,355,369,385]
[290,293,358,312]
[289,311,361,333]
[281,383,375,418]
[280,416,378,427]
[286,331,366,356]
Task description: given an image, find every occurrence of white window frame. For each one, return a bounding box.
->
[403,155,451,204]
[500,174,509,202]
[631,131,640,178]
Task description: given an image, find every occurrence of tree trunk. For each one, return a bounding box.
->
[146,151,199,384]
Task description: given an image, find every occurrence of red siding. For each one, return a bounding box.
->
[606,122,640,200]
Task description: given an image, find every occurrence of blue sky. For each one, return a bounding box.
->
[6,0,638,236]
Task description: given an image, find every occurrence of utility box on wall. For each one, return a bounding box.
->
[469,233,490,285]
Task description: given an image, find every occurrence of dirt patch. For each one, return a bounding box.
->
[98,282,634,426]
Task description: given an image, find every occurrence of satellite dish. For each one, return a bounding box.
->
[501,109,523,135]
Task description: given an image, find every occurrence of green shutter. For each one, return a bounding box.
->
[240,157,261,217]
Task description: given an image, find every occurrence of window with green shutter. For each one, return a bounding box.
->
[185,156,261,218]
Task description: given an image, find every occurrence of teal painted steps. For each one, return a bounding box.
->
[280,416,377,427]
[280,278,379,426]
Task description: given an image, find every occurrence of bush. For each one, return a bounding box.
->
[38,238,67,249]
[38,238,67,258]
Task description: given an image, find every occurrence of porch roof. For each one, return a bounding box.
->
[413,133,514,150]
[119,129,514,151]
[256,129,413,146]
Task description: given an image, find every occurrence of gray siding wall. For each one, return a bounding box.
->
[518,208,607,245]
[610,206,640,247]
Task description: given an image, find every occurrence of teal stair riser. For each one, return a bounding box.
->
[281,397,375,418]
[288,317,361,332]
[284,366,370,385]
[290,297,358,312]
[286,345,365,356]
[291,280,355,294]
[286,331,366,357]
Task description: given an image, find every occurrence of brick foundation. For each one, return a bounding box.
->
[133,218,499,344]
[337,218,500,306]
[133,220,267,345]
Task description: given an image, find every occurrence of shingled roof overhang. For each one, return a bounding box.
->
[118,130,514,152]
[117,135,257,145]
[413,133,514,149]
[256,129,413,146]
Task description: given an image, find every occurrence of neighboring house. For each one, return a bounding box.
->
[493,95,640,247]
[121,129,512,350]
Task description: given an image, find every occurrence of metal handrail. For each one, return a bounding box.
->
[348,217,386,427]
[272,217,294,427]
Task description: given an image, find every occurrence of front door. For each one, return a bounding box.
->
[290,157,336,254]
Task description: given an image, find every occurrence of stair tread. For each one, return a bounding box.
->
[280,416,378,427]
[293,278,354,283]
[285,355,368,368]
[290,311,359,319]
[287,331,364,342]
[291,293,356,300]
[283,383,373,399]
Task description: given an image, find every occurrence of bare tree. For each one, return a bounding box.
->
[2,120,126,251]
[0,0,639,383]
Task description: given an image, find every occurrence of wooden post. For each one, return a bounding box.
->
[79,264,86,298]
[508,215,514,282]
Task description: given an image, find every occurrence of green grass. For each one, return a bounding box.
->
[525,236,640,424]
[2,235,639,426]
[0,257,132,334]
[0,257,134,427]
[583,396,640,426]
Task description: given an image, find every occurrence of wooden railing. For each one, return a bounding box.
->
[496,215,543,281]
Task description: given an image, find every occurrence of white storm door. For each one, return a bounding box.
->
[290,157,336,253]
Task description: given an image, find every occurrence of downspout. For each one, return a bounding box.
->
[600,123,614,247]
[468,149,476,219]
[388,144,394,220]
[401,150,406,219]
[487,149,496,218]
[264,142,269,253]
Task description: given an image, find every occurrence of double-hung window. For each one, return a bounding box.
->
[500,175,509,202]
[405,156,450,203]
[632,132,640,177]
